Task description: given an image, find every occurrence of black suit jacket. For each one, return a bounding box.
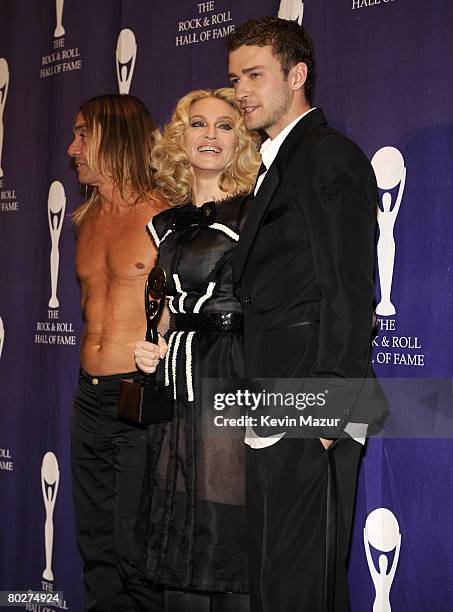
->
[233,109,388,438]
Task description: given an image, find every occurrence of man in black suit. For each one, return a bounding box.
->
[226,17,387,612]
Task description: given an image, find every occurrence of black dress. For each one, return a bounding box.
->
[137,194,252,594]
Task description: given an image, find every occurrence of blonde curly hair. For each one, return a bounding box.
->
[151,88,260,205]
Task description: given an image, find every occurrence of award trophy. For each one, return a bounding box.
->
[41,452,60,582]
[118,266,173,424]
[364,507,401,612]
[0,57,10,179]
[0,315,4,360]
[48,181,66,308]
[278,0,304,25]
[54,0,65,38]
[371,146,406,316]
[116,29,137,95]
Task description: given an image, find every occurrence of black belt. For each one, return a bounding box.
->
[174,312,243,332]
[79,368,139,385]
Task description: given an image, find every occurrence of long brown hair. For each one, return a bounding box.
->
[72,94,156,225]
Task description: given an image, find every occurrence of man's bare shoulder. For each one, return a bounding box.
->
[75,192,170,235]
[72,199,98,234]
[129,191,171,228]
[146,190,171,217]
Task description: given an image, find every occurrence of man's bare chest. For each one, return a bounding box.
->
[76,221,156,282]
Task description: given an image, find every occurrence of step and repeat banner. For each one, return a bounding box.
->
[1,1,452,610]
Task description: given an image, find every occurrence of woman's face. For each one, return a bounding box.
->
[183,97,238,176]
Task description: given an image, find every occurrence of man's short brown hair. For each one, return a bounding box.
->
[226,16,315,104]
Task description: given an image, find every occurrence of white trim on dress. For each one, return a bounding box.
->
[193,282,216,313]
[209,223,239,242]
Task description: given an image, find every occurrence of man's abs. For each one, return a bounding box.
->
[79,280,151,375]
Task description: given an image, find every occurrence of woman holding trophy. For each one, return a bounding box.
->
[134,88,260,611]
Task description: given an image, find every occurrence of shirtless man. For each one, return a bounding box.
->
[68,94,168,612]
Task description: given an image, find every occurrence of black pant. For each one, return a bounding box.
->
[165,590,250,611]
[246,437,362,612]
[72,369,163,612]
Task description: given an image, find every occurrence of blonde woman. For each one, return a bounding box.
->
[135,88,260,611]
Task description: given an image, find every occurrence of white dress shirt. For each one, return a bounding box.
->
[254,108,316,196]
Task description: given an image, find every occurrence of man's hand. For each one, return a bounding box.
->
[319,438,334,450]
[134,337,168,374]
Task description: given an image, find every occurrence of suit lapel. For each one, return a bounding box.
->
[233,108,328,287]
[232,164,280,285]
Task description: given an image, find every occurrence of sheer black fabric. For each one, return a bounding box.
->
[137,195,253,593]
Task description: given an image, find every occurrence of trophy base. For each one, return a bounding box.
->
[376,300,396,316]
[118,378,173,425]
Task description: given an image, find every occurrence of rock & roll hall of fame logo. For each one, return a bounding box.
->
[371,146,406,317]
[371,147,425,369]
[54,0,65,38]
[0,315,4,360]
[0,57,9,181]
[364,508,401,612]
[116,29,137,95]
[0,57,19,213]
[41,451,60,582]
[34,181,77,347]
[278,0,304,24]
[48,181,66,309]
[41,0,82,79]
